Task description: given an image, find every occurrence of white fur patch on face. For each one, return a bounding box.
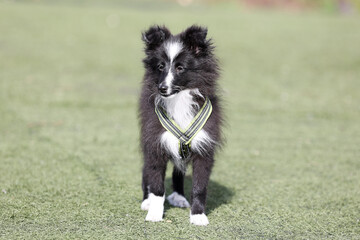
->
[190,213,209,226]
[165,41,183,63]
[164,69,174,95]
[167,192,190,208]
[162,41,183,95]
[145,193,165,222]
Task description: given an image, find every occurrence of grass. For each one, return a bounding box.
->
[0,1,360,239]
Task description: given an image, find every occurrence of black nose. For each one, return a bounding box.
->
[158,84,168,95]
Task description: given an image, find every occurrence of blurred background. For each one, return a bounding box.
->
[1,0,359,239]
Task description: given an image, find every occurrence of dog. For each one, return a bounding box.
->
[139,25,223,226]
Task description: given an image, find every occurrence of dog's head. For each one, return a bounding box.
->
[142,25,218,98]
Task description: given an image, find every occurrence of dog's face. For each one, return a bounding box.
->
[142,25,217,98]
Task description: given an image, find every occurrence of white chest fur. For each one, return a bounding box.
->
[159,89,214,163]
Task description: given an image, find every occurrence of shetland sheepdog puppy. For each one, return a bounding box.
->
[139,25,223,226]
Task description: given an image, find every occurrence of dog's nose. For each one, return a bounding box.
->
[158,84,168,95]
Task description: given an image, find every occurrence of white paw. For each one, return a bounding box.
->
[190,213,209,226]
[167,192,190,208]
[141,198,150,211]
[145,209,164,222]
[145,193,164,222]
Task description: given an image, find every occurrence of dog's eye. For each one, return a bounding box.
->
[157,64,165,72]
[176,65,184,73]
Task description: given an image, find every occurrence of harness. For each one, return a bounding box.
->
[155,98,213,159]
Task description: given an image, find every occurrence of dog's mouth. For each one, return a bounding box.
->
[159,89,180,98]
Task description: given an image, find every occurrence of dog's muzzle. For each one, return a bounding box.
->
[158,82,168,96]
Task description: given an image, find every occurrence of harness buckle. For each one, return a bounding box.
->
[180,142,191,159]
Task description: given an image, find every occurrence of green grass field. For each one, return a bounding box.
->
[1,1,360,239]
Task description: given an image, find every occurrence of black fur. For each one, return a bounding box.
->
[139,25,223,221]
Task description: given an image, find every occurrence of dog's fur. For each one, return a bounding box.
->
[139,25,223,225]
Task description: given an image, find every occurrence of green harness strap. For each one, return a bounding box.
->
[155,98,213,159]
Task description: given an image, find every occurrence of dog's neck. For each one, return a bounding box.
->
[157,89,203,130]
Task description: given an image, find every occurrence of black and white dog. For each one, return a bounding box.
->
[139,25,223,226]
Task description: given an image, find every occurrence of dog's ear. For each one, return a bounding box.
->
[180,25,209,55]
[142,25,171,50]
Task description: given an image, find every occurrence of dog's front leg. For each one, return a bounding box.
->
[167,167,190,208]
[142,156,167,222]
[190,155,214,226]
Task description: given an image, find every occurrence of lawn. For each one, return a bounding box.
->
[0,1,360,239]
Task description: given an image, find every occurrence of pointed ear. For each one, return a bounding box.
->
[180,25,208,55]
[142,25,171,50]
